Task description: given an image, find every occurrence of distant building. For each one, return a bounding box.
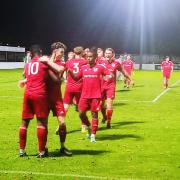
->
[0,46,25,62]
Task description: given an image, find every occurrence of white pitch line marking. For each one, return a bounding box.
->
[1,79,179,104]
[0,170,141,180]
[114,99,151,103]
[0,83,18,87]
[0,96,151,103]
[152,80,180,103]
[0,96,22,99]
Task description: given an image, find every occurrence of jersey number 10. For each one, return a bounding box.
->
[28,62,39,75]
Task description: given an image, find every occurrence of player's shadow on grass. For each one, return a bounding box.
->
[67,129,80,134]
[116,89,131,92]
[71,149,109,156]
[113,121,144,127]
[48,149,109,157]
[96,134,142,141]
[68,121,144,134]
[133,85,144,88]
[98,121,144,131]
[113,102,127,106]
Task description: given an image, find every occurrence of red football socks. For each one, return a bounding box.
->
[107,109,113,123]
[19,126,27,150]
[92,118,98,134]
[59,124,67,143]
[37,126,47,152]
[101,107,107,120]
[82,117,91,127]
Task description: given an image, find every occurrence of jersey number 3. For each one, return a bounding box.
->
[73,63,79,73]
[28,62,39,75]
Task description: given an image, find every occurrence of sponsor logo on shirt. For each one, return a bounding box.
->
[84,75,98,78]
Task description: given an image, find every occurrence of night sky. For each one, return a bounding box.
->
[1,0,180,55]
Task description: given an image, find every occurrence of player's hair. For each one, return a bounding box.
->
[68,51,74,59]
[68,51,74,55]
[29,44,42,57]
[89,47,98,58]
[73,46,84,55]
[97,48,103,52]
[51,42,67,51]
[127,54,131,58]
[105,48,115,54]
[84,48,90,51]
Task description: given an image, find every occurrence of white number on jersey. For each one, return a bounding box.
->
[73,63,79,73]
[28,62,39,75]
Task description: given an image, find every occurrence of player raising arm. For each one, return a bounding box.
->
[18,44,66,157]
[40,42,72,156]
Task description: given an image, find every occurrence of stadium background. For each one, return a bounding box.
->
[0,45,180,70]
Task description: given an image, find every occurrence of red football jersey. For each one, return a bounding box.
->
[65,58,87,92]
[47,59,65,101]
[96,57,105,64]
[122,60,134,73]
[100,59,121,89]
[24,56,49,95]
[161,60,173,73]
[77,64,110,99]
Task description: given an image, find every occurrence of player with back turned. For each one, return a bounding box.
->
[18,45,64,158]
[63,46,87,132]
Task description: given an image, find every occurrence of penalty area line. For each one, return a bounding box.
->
[0,170,141,180]
[152,80,180,103]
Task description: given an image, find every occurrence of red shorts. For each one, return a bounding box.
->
[163,72,171,79]
[78,98,101,112]
[101,86,115,100]
[49,98,65,117]
[63,90,81,105]
[22,94,49,120]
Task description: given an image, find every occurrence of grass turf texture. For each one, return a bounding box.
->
[0,69,180,180]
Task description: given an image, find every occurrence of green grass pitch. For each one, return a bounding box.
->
[0,69,179,180]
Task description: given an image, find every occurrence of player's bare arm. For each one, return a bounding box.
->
[39,56,65,73]
[67,69,81,81]
[48,70,61,82]
[104,74,113,80]
[49,52,56,62]
[49,49,60,62]
[119,66,131,81]
[161,65,163,72]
